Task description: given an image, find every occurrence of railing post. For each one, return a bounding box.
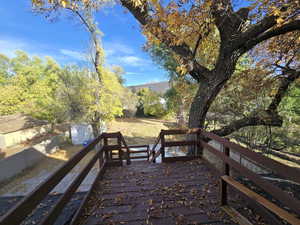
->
[104,137,109,162]
[118,132,123,166]
[152,149,156,163]
[221,140,230,206]
[161,133,165,163]
[125,139,131,166]
[224,145,230,176]
[196,130,202,157]
[98,138,103,168]
[147,145,150,161]
[126,146,131,165]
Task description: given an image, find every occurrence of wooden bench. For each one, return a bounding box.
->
[221,175,300,225]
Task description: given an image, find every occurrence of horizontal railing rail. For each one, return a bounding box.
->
[200,130,300,184]
[122,144,150,160]
[151,128,300,224]
[2,128,298,225]
[198,128,300,224]
[150,133,162,162]
[0,131,128,225]
[150,129,200,163]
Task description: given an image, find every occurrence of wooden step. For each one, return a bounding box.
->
[129,150,148,154]
[129,156,149,159]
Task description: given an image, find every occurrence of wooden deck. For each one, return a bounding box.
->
[2,130,299,225]
[79,160,237,225]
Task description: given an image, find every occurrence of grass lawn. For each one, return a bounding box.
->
[0,118,173,195]
[107,118,178,145]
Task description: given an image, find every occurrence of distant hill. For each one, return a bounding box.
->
[128,81,170,94]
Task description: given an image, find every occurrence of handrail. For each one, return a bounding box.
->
[119,132,131,165]
[160,128,200,135]
[201,140,300,214]
[40,147,105,225]
[153,128,300,221]
[0,134,104,225]
[198,128,300,217]
[200,129,300,184]
[150,129,200,162]
[150,132,162,162]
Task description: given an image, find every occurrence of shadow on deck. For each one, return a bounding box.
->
[80,160,233,225]
[1,129,299,225]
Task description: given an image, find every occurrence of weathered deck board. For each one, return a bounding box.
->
[79,160,237,225]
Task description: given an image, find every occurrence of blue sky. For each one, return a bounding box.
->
[0,1,168,86]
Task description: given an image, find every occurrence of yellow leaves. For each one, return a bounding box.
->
[60,0,68,8]
[131,0,143,7]
[176,65,187,75]
[273,8,281,16]
[276,17,285,25]
[269,88,278,97]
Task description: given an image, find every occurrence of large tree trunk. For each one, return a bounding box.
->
[91,123,100,139]
[187,74,229,155]
[188,75,228,129]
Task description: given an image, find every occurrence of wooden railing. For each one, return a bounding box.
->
[1,129,299,225]
[150,132,162,162]
[152,128,300,225]
[122,144,150,160]
[150,129,201,163]
[0,131,129,225]
[198,129,300,225]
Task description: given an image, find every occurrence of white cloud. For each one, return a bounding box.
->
[125,71,140,75]
[103,41,134,56]
[60,49,87,61]
[0,36,90,64]
[117,56,149,67]
[0,38,29,57]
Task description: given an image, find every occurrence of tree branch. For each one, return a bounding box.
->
[193,34,202,58]
[237,20,300,53]
[234,15,277,49]
[211,0,233,28]
[211,68,300,136]
[268,69,300,112]
[120,0,210,82]
[120,0,148,25]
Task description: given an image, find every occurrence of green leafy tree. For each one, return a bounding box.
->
[0,51,61,121]
[136,88,167,118]
[0,54,10,85]
[55,65,124,136]
[147,44,197,126]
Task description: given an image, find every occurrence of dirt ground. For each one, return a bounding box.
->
[0,144,96,196]
[0,118,173,196]
[107,118,177,145]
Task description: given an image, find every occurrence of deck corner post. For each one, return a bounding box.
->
[98,138,103,168]
[220,179,227,206]
[161,132,165,163]
[152,149,156,163]
[196,130,203,158]
[118,132,123,166]
[104,137,109,162]
[224,146,230,176]
[221,139,230,206]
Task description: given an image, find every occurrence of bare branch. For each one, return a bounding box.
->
[211,112,283,137]
[193,34,202,58]
[119,0,149,25]
[237,20,300,53]
[120,0,210,82]
[268,69,300,112]
[211,68,300,137]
